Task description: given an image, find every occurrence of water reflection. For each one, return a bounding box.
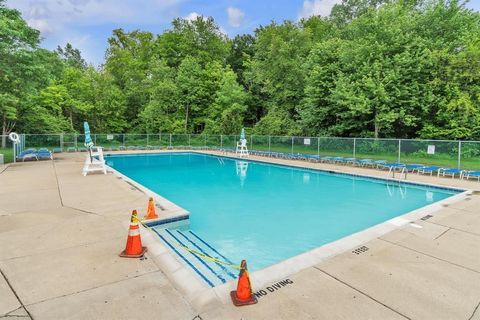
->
[303,173,310,184]
[386,183,407,199]
[236,160,249,186]
[426,191,434,202]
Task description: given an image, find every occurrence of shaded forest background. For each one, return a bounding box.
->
[1,0,479,144]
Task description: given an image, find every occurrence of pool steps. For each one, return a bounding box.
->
[151,227,237,287]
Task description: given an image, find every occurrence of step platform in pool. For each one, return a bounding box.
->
[151,223,238,287]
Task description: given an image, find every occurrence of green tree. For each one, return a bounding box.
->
[204,69,247,134]
[0,0,41,145]
[246,21,311,135]
[156,16,229,68]
[55,43,87,69]
[140,60,180,133]
[22,84,73,133]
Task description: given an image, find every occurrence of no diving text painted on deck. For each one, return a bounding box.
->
[254,279,294,299]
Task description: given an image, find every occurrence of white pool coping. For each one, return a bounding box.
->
[103,150,472,307]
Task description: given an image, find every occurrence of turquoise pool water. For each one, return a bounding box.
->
[106,152,459,271]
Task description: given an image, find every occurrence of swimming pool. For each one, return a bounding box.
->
[106,152,460,284]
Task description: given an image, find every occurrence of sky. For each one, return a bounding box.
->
[7,0,480,66]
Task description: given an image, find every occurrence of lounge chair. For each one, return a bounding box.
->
[373,160,387,168]
[344,157,357,165]
[463,171,480,181]
[67,147,76,152]
[16,149,37,161]
[36,148,53,160]
[52,147,62,153]
[439,168,464,179]
[332,157,345,163]
[357,159,374,167]
[402,164,424,173]
[417,166,441,176]
[305,154,320,162]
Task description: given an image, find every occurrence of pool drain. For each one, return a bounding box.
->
[352,246,369,255]
[421,214,433,221]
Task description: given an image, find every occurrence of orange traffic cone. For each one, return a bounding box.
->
[230,260,258,306]
[144,197,158,220]
[119,210,147,258]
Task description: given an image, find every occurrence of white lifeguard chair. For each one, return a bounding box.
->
[235,139,249,158]
[82,146,107,176]
[82,121,107,176]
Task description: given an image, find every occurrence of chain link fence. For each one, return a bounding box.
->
[1,134,479,170]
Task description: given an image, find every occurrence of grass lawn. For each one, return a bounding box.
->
[249,144,480,170]
[0,148,13,164]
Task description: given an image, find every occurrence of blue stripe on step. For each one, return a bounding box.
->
[165,229,226,284]
[176,230,236,280]
[151,228,214,287]
[188,230,234,265]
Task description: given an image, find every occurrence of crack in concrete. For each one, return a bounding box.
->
[0,269,33,319]
[0,164,10,175]
[1,306,30,318]
[24,270,161,307]
[1,307,22,317]
[434,227,451,240]
[51,161,64,207]
[379,238,480,274]
[468,301,480,320]
[0,235,125,262]
[313,266,411,320]
[425,220,480,237]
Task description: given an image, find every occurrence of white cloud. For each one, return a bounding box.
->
[298,0,341,19]
[10,0,182,27]
[27,18,53,34]
[183,11,201,21]
[227,7,245,28]
[6,0,183,65]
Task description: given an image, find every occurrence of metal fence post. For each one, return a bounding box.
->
[353,138,356,158]
[458,141,462,169]
[60,133,64,151]
[204,134,207,147]
[122,134,125,146]
[220,135,223,148]
[250,135,253,150]
[75,134,78,150]
[94,134,97,145]
[291,136,294,153]
[317,137,320,157]
[170,134,172,147]
[147,133,149,145]
[398,139,401,163]
[268,135,271,152]
[188,134,191,147]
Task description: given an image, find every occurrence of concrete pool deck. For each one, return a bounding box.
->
[0,150,479,319]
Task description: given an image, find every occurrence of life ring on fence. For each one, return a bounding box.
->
[8,132,20,144]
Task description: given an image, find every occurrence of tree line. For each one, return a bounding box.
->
[1,0,479,148]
